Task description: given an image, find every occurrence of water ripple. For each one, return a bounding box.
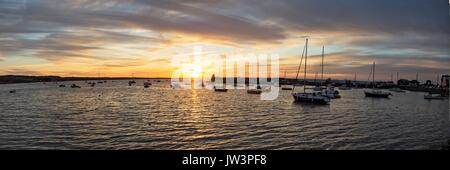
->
[0,81,448,149]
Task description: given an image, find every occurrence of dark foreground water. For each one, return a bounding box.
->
[0,80,448,150]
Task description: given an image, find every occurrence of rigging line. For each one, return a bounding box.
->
[366,63,373,88]
[295,43,307,80]
[293,43,306,91]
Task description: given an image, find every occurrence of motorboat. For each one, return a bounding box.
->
[322,85,341,99]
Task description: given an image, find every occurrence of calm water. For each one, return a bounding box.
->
[0,80,449,150]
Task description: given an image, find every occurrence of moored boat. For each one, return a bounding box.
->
[389,87,405,93]
[424,93,448,100]
[70,84,81,88]
[128,80,136,86]
[364,90,391,98]
[292,38,331,105]
[293,92,330,104]
[323,85,341,99]
[339,86,351,90]
[214,87,228,92]
[144,80,152,88]
[313,86,323,91]
[281,86,293,90]
[364,61,391,98]
[247,89,262,94]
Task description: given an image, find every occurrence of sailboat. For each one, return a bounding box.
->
[128,73,136,86]
[313,46,326,91]
[247,77,262,94]
[212,74,228,92]
[351,73,361,89]
[201,72,206,88]
[292,38,330,104]
[315,46,339,99]
[144,81,151,88]
[364,62,392,98]
[143,73,152,88]
[313,72,322,91]
[281,71,293,90]
[96,72,104,84]
[339,73,352,90]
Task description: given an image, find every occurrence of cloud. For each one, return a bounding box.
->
[0,0,448,79]
[0,0,287,42]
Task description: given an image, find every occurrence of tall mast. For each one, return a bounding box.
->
[201,72,205,87]
[314,72,318,84]
[372,62,375,89]
[321,46,324,85]
[391,72,393,82]
[396,72,399,84]
[304,38,308,93]
[436,73,439,85]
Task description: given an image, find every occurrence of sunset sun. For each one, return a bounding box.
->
[190,64,203,78]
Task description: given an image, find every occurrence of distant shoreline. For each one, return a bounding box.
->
[0,75,170,85]
[0,75,351,85]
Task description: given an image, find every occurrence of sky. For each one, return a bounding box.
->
[0,0,449,82]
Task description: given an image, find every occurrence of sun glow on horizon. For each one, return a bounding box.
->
[190,64,203,78]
